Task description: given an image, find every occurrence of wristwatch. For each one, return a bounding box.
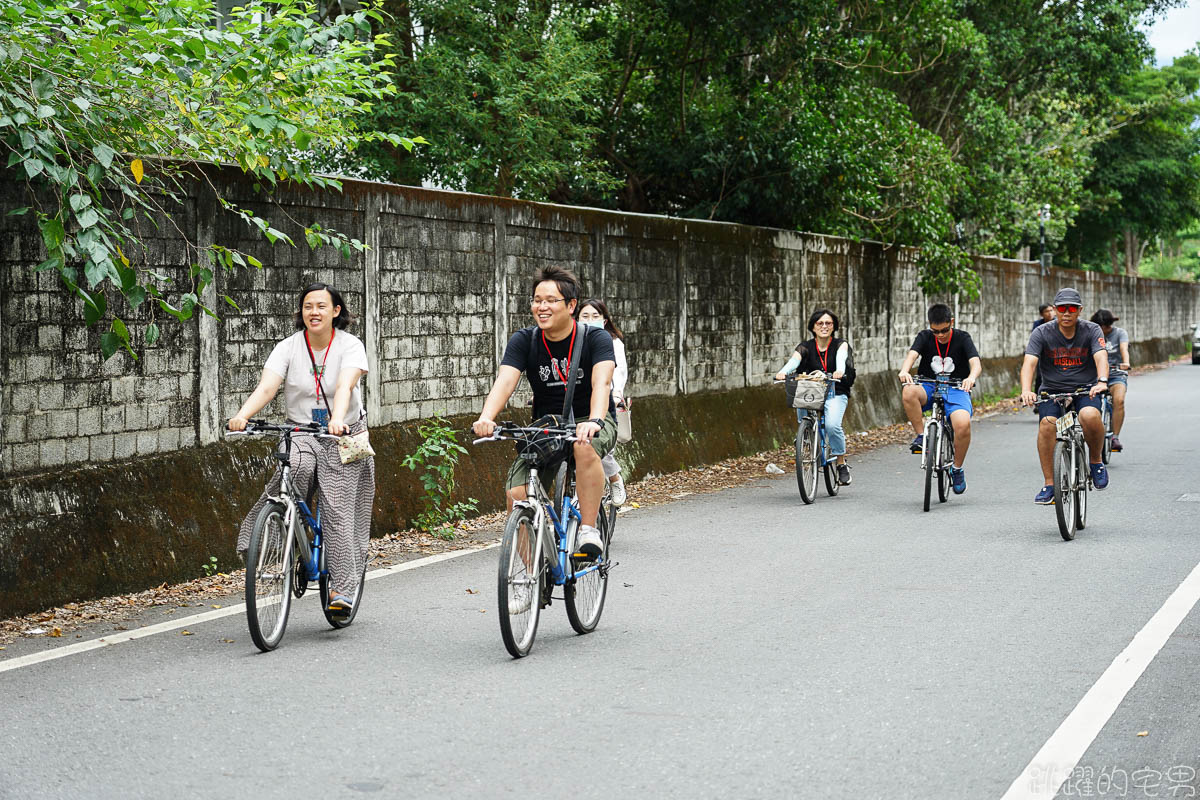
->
[587,417,605,426]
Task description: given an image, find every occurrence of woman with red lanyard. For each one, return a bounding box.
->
[774,308,856,486]
[228,282,375,617]
[896,302,982,496]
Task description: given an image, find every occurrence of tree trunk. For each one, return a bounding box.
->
[1124,229,1140,277]
[1110,238,1121,274]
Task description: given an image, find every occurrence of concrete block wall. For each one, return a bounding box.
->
[2,165,1198,478]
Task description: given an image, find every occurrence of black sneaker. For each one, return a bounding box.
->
[910,435,924,454]
[837,464,852,485]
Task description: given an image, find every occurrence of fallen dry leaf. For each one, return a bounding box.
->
[465,588,478,594]
[220,639,235,644]
[210,605,221,609]
[48,627,62,638]
[1137,731,1148,737]
[180,630,193,636]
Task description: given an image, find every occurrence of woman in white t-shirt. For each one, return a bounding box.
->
[229,283,375,617]
[576,299,629,506]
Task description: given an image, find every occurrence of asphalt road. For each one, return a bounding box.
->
[2,364,1197,800]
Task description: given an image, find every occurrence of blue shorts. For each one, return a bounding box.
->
[917,385,973,418]
[1107,373,1128,387]
[1037,394,1102,420]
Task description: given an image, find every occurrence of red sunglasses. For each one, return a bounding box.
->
[1055,304,1080,314]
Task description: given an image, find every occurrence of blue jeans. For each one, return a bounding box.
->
[797,393,849,457]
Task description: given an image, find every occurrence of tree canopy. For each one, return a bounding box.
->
[361,0,1197,292]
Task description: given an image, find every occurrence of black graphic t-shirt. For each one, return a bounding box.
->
[501,324,617,421]
[909,328,980,382]
[1025,320,1106,393]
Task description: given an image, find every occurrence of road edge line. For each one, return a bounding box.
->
[999,557,1200,800]
[0,544,498,675]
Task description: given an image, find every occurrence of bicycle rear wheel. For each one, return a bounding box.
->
[796,418,818,504]
[320,561,367,629]
[1101,401,1113,465]
[245,502,295,652]
[923,421,937,512]
[1074,443,1089,531]
[566,506,609,634]
[937,423,952,503]
[822,443,840,497]
[498,507,543,658]
[1053,441,1076,541]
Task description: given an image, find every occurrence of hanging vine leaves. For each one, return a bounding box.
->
[0,0,424,358]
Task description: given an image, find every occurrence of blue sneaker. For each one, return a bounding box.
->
[910,435,924,454]
[950,467,967,494]
[1034,485,1055,504]
[1090,462,1109,490]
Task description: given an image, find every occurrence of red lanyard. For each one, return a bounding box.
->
[816,340,830,372]
[542,323,577,384]
[934,328,953,361]
[305,328,334,402]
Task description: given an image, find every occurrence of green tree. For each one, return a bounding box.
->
[0,0,420,357]
[1066,55,1200,275]
[359,0,613,199]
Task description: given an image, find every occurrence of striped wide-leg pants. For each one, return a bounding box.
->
[237,422,375,595]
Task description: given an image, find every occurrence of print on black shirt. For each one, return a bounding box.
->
[500,324,617,421]
[909,329,980,382]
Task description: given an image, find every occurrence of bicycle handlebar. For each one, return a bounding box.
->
[471,421,579,446]
[226,420,339,441]
[1038,386,1107,400]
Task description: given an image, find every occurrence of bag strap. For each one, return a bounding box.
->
[559,322,585,423]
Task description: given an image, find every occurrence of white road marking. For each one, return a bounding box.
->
[1000,557,1200,800]
[0,544,498,675]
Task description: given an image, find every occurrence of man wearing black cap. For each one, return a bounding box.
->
[1091,308,1130,452]
[1019,288,1111,504]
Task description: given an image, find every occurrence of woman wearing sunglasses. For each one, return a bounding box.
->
[1019,288,1111,504]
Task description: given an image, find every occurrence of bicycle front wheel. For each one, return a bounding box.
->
[245,502,295,652]
[923,421,937,512]
[566,508,609,634]
[937,423,952,503]
[1053,441,1077,541]
[796,418,818,504]
[498,507,543,658]
[1101,402,1113,465]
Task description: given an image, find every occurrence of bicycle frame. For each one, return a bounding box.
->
[918,377,957,472]
[515,464,605,586]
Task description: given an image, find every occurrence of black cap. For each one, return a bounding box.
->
[1052,287,1083,306]
[1092,308,1119,326]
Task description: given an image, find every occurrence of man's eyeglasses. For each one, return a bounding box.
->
[530,297,567,308]
[1056,304,1080,314]
[929,325,952,336]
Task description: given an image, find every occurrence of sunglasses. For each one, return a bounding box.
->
[929,325,952,335]
[1056,305,1080,314]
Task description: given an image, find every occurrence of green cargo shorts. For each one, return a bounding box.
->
[505,415,618,491]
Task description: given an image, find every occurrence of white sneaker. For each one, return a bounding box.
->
[574,525,603,560]
[609,475,627,506]
[508,583,533,615]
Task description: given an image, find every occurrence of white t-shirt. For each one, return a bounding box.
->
[611,337,628,402]
[264,330,369,426]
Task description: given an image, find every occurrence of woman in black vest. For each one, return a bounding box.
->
[774,308,855,485]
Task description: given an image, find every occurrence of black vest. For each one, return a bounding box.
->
[798,337,855,396]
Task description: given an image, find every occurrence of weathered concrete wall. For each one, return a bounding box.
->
[2,165,1197,616]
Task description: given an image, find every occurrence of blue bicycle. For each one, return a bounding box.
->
[230,420,365,652]
[784,373,839,504]
[474,422,615,658]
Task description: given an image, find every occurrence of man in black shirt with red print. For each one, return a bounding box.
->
[1020,287,1110,504]
[473,266,617,559]
[897,303,982,495]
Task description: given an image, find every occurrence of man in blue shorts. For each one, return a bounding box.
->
[1020,288,1110,504]
[898,303,982,494]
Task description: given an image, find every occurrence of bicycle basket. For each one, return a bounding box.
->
[514,414,572,469]
[786,373,828,410]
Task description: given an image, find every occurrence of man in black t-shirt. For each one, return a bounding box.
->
[473,266,617,561]
[897,303,982,494]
